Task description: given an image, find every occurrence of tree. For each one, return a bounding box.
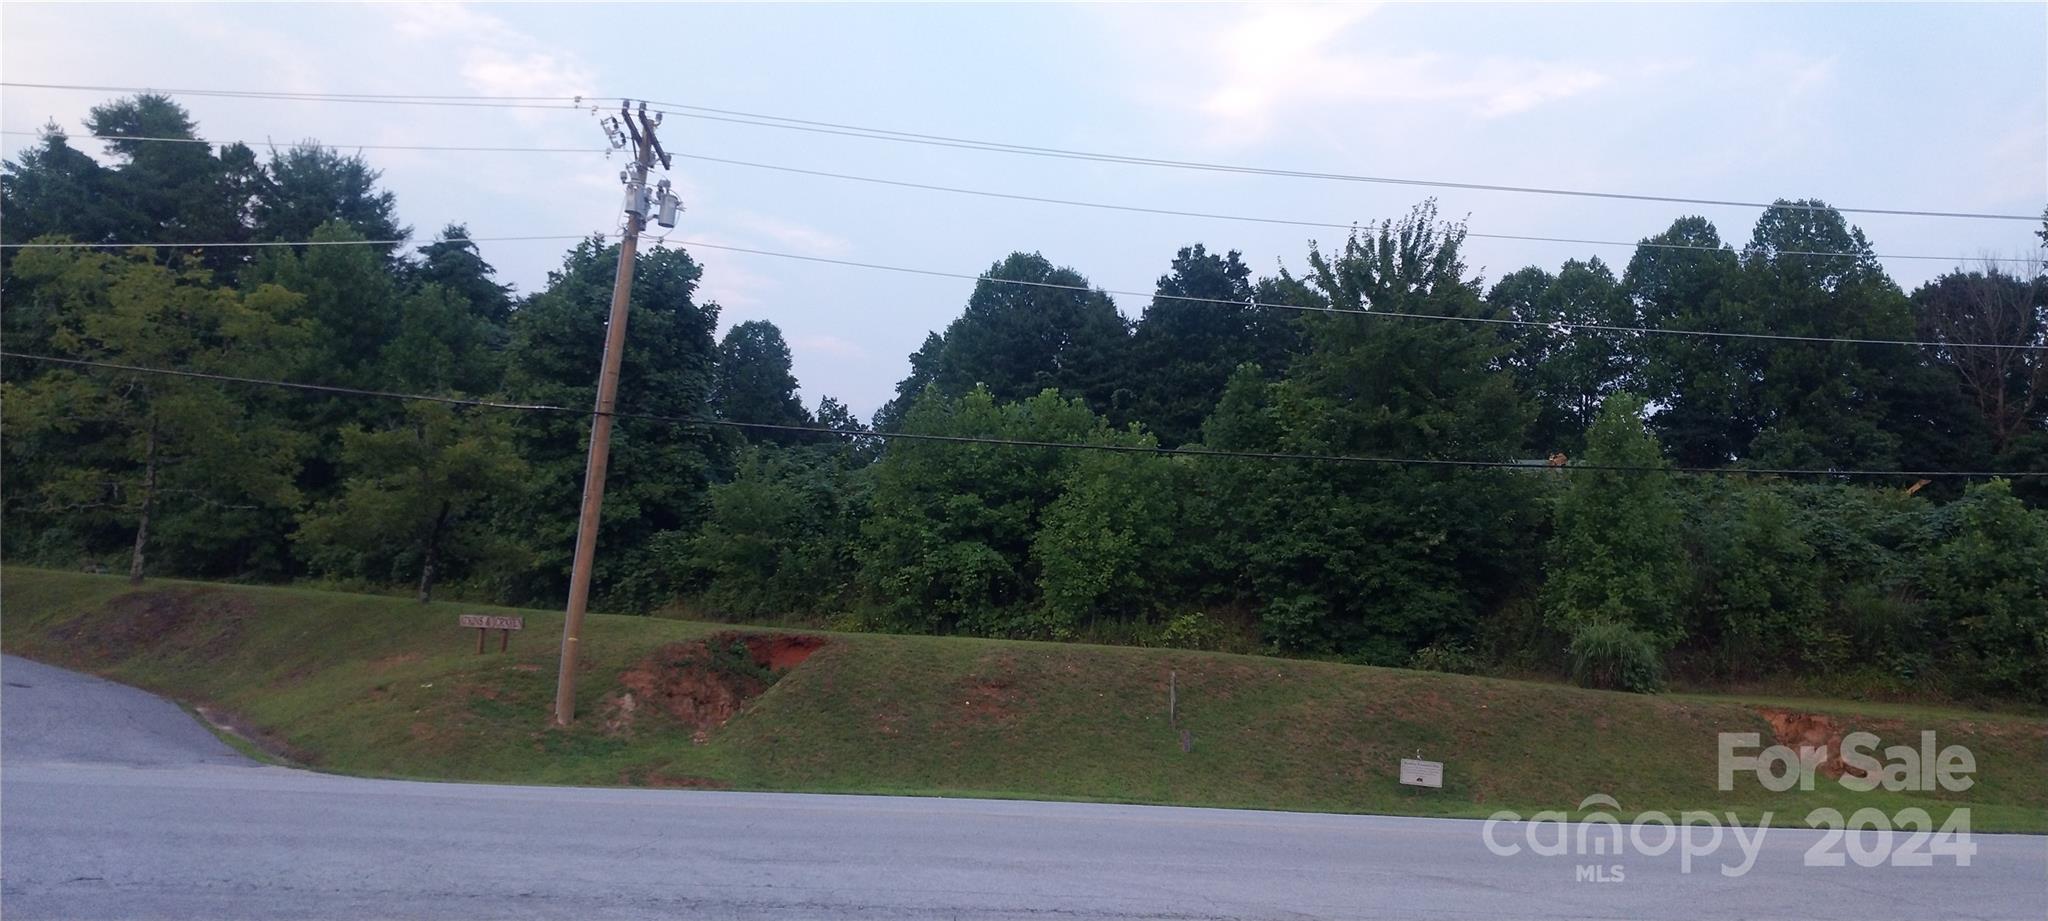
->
[252,143,408,262]
[675,445,869,618]
[1032,434,1186,636]
[1489,258,1635,455]
[295,403,528,602]
[1737,201,1914,469]
[0,248,308,582]
[1626,217,1751,466]
[858,386,1108,637]
[713,320,812,437]
[1204,202,1539,660]
[1911,267,2046,455]
[1545,393,1688,647]
[496,239,723,609]
[1125,244,1302,445]
[252,221,403,389]
[411,224,515,326]
[84,95,257,256]
[1683,480,1828,677]
[1922,480,2048,701]
[876,253,1131,424]
[0,125,119,252]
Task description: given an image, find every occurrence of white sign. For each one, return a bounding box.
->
[1400,758,1443,788]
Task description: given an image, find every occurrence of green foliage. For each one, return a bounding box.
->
[1124,245,1303,445]
[251,143,408,261]
[673,446,866,619]
[5,93,2046,704]
[858,387,1112,637]
[1197,203,1541,662]
[1032,439,1186,636]
[1567,621,1666,692]
[1545,394,1687,648]
[495,240,723,610]
[1151,611,1228,651]
[1408,641,1481,675]
[1682,480,1830,676]
[876,252,1130,426]
[0,248,310,579]
[1921,481,2048,702]
[294,403,529,602]
[713,320,812,438]
[1489,257,1635,455]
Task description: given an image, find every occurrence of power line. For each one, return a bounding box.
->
[0,234,598,250]
[8,82,2037,222]
[634,100,2043,223]
[664,150,2041,267]
[6,351,2037,480]
[654,238,2048,352]
[4,230,2038,351]
[0,128,608,155]
[12,127,2030,267]
[0,82,586,111]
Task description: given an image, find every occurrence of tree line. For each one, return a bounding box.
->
[4,96,2043,701]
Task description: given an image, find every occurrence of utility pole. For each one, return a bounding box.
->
[553,101,679,726]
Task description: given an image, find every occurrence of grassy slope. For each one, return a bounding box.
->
[4,567,2042,831]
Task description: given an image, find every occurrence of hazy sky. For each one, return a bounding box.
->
[5,3,2044,418]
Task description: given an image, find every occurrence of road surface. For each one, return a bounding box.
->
[3,654,2041,920]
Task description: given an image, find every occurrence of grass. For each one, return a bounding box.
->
[4,566,2043,831]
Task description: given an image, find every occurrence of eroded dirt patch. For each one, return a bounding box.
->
[599,632,825,736]
[46,589,251,663]
[1757,707,1868,779]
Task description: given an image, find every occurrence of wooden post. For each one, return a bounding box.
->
[477,627,486,654]
[1169,670,1177,726]
[501,629,510,653]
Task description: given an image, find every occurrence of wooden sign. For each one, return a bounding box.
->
[459,614,523,653]
[458,614,523,631]
[1399,758,1443,788]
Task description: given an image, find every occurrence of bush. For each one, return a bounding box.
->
[1153,611,1226,651]
[1407,641,1481,675]
[1568,621,1665,693]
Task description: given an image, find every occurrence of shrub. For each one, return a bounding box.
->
[1408,641,1481,675]
[1153,611,1226,651]
[1568,621,1665,693]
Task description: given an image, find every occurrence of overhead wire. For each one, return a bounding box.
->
[5,128,2033,267]
[0,128,608,154]
[5,81,2038,221]
[633,100,2043,222]
[3,230,2039,351]
[0,234,598,249]
[5,352,2038,480]
[662,150,2042,266]
[650,238,2048,352]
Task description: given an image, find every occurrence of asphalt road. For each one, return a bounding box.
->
[2,654,2042,920]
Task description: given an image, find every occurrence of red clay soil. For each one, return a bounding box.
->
[750,634,825,670]
[1757,707,1869,779]
[601,632,825,736]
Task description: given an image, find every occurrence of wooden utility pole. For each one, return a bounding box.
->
[553,101,676,726]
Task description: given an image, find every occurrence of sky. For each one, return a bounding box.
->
[4,2,2044,419]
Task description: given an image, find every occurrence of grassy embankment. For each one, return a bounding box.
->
[4,567,2042,831]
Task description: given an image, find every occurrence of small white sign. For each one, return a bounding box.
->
[1400,758,1443,788]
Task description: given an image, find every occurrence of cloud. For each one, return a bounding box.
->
[1107,4,1612,143]
[792,334,868,360]
[390,3,596,102]
[728,212,853,257]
